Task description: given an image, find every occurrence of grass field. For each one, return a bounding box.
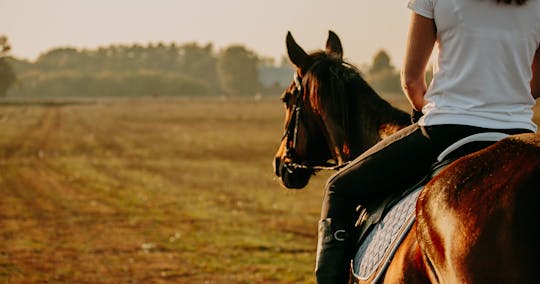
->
[0,97,334,284]
[1,96,539,283]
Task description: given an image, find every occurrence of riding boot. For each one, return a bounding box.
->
[315,218,355,284]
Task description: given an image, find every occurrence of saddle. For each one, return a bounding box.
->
[350,132,510,284]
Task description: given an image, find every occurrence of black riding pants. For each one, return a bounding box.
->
[320,123,531,227]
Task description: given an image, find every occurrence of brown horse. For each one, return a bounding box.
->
[273,31,540,283]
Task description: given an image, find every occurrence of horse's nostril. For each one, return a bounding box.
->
[273,157,282,177]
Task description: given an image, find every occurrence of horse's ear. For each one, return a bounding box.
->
[286,31,310,68]
[326,30,343,59]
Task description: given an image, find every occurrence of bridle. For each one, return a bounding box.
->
[280,72,349,173]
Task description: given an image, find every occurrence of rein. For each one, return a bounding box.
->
[281,72,350,173]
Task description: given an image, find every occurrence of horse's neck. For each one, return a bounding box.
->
[348,93,410,158]
[375,100,411,139]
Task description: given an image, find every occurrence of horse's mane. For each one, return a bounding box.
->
[303,52,392,146]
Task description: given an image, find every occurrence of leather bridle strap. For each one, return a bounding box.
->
[281,72,349,172]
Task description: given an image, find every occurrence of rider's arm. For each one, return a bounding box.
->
[531,47,540,99]
[401,12,437,111]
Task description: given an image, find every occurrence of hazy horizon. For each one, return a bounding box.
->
[1,1,411,67]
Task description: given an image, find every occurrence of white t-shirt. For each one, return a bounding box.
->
[408,0,540,132]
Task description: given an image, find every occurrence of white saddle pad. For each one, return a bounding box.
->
[352,187,421,283]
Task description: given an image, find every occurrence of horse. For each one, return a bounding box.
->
[273,31,540,283]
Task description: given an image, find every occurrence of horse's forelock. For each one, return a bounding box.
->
[304,57,358,132]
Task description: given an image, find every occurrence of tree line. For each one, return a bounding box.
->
[0,36,16,97]
[0,35,406,98]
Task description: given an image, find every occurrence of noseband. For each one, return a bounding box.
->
[280,72,349,173]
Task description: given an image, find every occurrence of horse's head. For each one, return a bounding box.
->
[273,31,353,189]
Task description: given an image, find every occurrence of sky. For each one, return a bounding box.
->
[1,0,411,67]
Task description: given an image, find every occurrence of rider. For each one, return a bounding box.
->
[315,0,540,283]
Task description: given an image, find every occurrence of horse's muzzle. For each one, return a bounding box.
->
[273,156,282,178]
[273,157,312,189]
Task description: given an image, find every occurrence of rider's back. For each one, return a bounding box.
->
[410,0,540,132]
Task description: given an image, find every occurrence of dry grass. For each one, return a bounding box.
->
[1,96,539,283]
[0,97,333,284]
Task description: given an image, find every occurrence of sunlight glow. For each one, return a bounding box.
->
[1,0,409,66]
